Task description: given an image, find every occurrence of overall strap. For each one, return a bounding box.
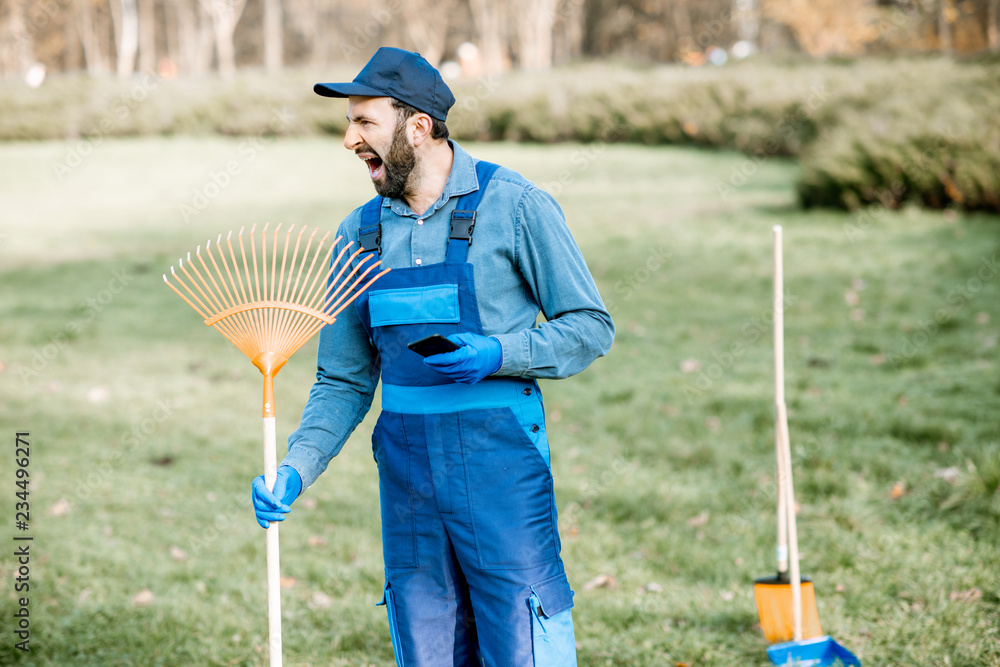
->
[358,196,383,255]
[446,161,501,264]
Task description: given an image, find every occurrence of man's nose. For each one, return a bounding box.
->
[344,125,361,151]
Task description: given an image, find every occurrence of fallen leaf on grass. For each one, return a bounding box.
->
[280,576,296,589]
[48,499,69,517]
[132,589,154,607]
[890,481,906,500]
[949,587,982,603]
[933,467,960,484]
[719,590,735,601]
[645,582,663,593]
[309,591,333,610]
[301,497,318,510]
[680,359,701,374]
[835,583,846,593]
[170,546,188,561]
[687,511,709,528]
[583,574,616,590]
[307,535,328,547]
[86,386,110,403]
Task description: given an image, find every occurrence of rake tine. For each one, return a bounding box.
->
[164,269,210,320]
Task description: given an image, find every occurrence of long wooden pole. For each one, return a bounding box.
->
[774,225,802,642]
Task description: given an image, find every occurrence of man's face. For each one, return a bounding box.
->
[344,96,416,199]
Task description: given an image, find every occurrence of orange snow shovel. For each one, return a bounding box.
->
[164,224,388,667]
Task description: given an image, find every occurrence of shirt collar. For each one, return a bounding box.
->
[385,140,479,219]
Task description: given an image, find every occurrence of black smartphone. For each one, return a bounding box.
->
[407,334,461,357]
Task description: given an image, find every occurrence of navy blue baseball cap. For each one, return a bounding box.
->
[315,47,456,122]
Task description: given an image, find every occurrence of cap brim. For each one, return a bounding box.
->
[314,82,389,99]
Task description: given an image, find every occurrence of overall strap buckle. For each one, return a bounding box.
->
[450,210,476,245]
[358,195,383,255]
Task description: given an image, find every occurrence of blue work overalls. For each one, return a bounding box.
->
[354,161,578,666]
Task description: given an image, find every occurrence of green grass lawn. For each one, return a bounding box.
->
[1,137,998,666]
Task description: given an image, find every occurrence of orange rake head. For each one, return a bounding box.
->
[163,223,389,416]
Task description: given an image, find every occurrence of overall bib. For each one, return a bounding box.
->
[354,161,578,666]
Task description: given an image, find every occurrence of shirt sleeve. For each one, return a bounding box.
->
[493,185,615,379]
[280,216,381,490]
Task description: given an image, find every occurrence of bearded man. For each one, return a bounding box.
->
[252,47,614,666]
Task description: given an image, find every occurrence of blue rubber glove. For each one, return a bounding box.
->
[423,332,503,384]
[251,465,302,529]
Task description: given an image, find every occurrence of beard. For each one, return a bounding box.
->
[373,122,416,199]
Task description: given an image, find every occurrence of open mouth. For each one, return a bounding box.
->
[361,154,384,180]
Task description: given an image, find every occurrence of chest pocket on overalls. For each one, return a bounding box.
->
[368,285,461,326]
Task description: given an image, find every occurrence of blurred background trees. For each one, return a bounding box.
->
[1,0,999,81]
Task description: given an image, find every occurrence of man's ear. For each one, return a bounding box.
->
[409,113,434,147]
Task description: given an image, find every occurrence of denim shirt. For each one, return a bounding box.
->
[282,141,615,488]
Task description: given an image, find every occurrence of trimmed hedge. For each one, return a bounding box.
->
[795,60,1000,212]
[1,58,997,212]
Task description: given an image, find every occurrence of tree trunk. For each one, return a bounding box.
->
[939,0,954,54]
[672,0,695,55]
[989,0,999,52]
[263,0,282,72]
[197,0,215,73]
[206,0,247,77]
[0,0,34,78]
[110,0,139,77]
[517,0,558,70]
[401,0,453,67]
[469,0,507,75]
[137,0,155,73]
[732,0,760,47]
[76,0,109,75]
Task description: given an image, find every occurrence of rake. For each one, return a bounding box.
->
[163,223,388,667]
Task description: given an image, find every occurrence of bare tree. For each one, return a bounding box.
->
[137,0,155,73]
[938,0,954,54]
[0,0,34,78]
[205,0,246,77]
[990,0,999,51]
[109,0,139,77]
[469,0,507,74]
[166,0,213,74]
[263,0,282,71]
[75,0,110,74]
[512,0,559,69]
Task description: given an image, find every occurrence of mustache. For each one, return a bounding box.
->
[356,143,380,158]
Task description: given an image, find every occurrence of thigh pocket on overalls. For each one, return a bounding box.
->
[528,573,577,666]
[373,414,418,569]
[376,581,406,667]
[463,408,558,569]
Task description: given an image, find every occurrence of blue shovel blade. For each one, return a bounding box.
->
[767,635,861,666]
